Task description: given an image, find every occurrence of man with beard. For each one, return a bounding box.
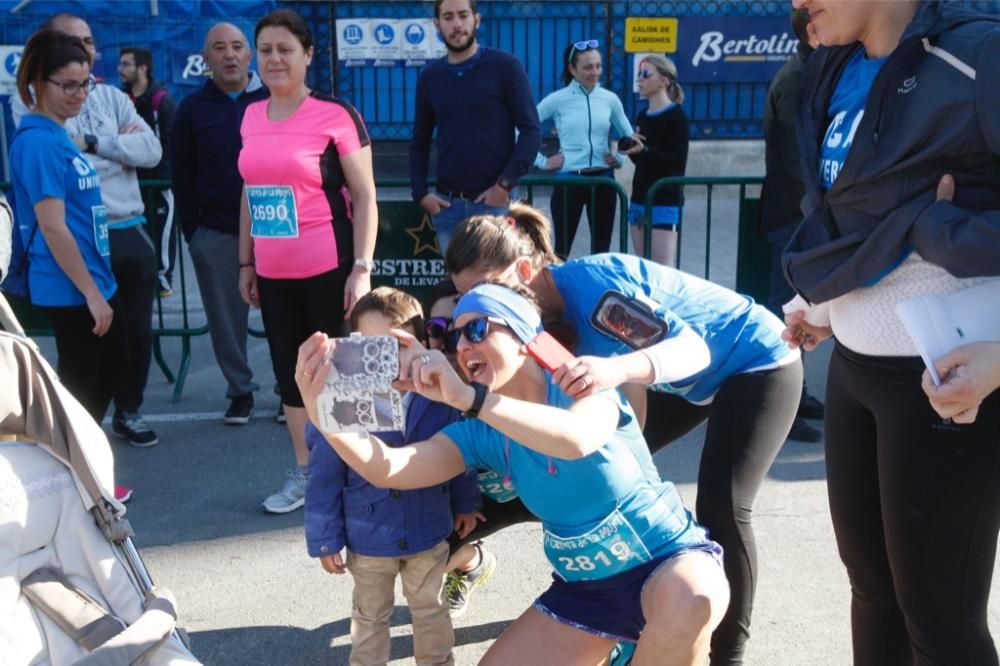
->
[409,0,540,253]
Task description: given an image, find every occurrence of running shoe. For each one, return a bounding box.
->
[224,394,254,425]
[157,274,173,298]
[608,641,636,665]
[275,403,286,424]
[114,485,133,503]
[112,411,159,448]
[262,469,308,514]
[787,416,823,443]
[446,547,497,617]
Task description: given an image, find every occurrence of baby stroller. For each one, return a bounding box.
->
[0,196,200,665]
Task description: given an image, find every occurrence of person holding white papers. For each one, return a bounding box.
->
[782,1,1000,664]
[922,341,1000,425]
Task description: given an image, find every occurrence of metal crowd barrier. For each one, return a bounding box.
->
[519,174,630,255]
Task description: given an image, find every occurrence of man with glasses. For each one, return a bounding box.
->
[12,13,163,451]
[409,0,541,253]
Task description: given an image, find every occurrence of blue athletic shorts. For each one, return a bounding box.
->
[533,541,723,642]
[628,202,681,229]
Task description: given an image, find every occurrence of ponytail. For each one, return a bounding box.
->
[445,202,559,277]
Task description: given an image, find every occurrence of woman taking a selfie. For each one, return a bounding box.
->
[297,284,729,665]
[447,205,801,665]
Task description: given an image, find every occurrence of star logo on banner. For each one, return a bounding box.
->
[405,214,442,256]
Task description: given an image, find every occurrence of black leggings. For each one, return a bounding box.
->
[257,264,351,408]
[826,343,1000,666]
[108,226,157,413]
[41,292,127,423]
[551,173,619,258]
[644,361,802,666]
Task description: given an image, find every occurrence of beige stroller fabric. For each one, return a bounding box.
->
[0,332,200,665]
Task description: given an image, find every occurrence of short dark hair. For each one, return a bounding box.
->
[434,0,477,19]
[254,8,312,52]
[17,29,90,107]
[120,47,153,77]
[791,8,811,45]
[349,287,425,339]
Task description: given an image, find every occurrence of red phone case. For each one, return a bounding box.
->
[526,331,575,372]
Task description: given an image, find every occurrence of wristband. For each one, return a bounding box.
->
[463,382,488,419]
[238,262,255,270]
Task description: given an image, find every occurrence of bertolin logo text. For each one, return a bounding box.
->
[692,31,798,67]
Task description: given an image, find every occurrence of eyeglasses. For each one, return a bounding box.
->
[426,316,452,340]
[444,316,508,353]
[569,39,599,59]
[46,77,94,96]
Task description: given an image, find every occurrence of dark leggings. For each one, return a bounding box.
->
[257,264,351,408]
[551,173,619,258]
[826,343,1000,666]
[108,225,157,413]
[41,292,127,423]
[644,361,802,666]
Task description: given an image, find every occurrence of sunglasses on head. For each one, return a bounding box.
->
[426,316,452,340]
[444,316,509,354]
[570,38,599,58]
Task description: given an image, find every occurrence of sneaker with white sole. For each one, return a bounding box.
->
[446,547,497,617]
[112,411,158,448]
[262,470,308,514]
[224,394,254,425]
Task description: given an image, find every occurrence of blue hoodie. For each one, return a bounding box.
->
[785,0,1000,304]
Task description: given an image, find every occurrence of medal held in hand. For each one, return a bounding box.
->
[316,335,404,434]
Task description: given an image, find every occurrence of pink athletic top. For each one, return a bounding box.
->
[238,92,370,279]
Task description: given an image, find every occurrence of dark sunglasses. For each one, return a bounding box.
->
[638,69,656,79]
[426,316,452,340]
[444,316,508,354]
[570,38,599,59]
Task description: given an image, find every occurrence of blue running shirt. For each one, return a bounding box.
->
[550,254,795,404]
[442,381,706,581]
[819,48,887,189]
[10,114,116,306]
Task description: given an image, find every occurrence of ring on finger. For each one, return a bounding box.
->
[303,369,314,378]
[420,354,430,365]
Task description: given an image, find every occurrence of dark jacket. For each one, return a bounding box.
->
[784,0,1000,304]
[304,394,481,558]
[409,47,541,200]
[125,79,176,180]
[759,42,813,235]
[628,103,689,207]
[170,73,269,240]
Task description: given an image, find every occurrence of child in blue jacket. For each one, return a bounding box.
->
[304,287,480,666]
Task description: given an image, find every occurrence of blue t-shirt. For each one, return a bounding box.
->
[10,114,115,307]
[819,48,887,189]
[550,254,795,404]
[442,380,706,581]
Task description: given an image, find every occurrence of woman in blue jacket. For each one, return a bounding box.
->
[782,1,1000,663]
[297,284,729,666]
[445,204,801,665]
[536,40,632,258]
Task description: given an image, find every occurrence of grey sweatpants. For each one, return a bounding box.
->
[187,226,259,399]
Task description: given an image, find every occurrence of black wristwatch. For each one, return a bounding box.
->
[496,176,516,192]
[84,134,98,154]
[463,382,488,419]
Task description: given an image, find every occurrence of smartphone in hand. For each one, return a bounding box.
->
[526,331,575,372]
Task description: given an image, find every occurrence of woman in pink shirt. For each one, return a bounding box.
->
[237,9,377,514]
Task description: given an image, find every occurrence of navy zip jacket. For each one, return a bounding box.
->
[784,1,1000,305]
[304,395,481,558]
[171,74,269,241]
